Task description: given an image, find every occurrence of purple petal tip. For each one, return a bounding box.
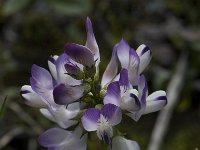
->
[119,68,129,88]
[48,56,56,64]
[20,90,31,95]
[64,43,94,67]
[141,45,151,55]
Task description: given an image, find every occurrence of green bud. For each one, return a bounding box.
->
[83,83,91,94]
[95,104,103,109]
[83,65,96,79]
[100,89,107,99]
[65,63,84,80]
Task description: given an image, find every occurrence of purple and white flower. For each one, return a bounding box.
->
[38,127,87,150]
[81,104,122,145]
[64,17,100,71]
[85,17,100,67]
[21,85,80,128]
[101,39,151,87]
[21,17,100,129]
[64,43,95,68]
[21,54,83,128]
[21,17,167,150]
[29,55,84,106]
[104,69,167,121]
[112,136,140,150]
[127,75,167,121]
[21,85,48,108]
[104,68,141,112]
[40,103,80,129]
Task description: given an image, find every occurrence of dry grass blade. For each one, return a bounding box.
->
[147,53,188,150]
[0,126,25,149]
[8,102,43,134]
[0,96,7,118]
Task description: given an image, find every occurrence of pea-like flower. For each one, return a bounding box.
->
[64,17,100,70]
[21,54,83,128]
[21,17,167,150]
[104,68,167,121]
[127,75,167,121]
[104,68,141,112]
[21,17,101,130]
[112,136,140,150]
[81,104,122,146]
[101,38,151,87]
[38,127,87,150]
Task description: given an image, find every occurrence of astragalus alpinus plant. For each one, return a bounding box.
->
[21,17,167,150]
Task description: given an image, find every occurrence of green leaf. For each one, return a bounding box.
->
[2,0,31,15]
[47,0,91,16]
[0,96,7,119]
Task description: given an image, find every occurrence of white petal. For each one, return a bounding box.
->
[136,44,151,73]
[109,107,122,126]
[116,39,130,68]
[54,104,79,128]
[120,89,140,111]
[146,90,166,101]
[40,108,78,129]
[101,46,118,87]
[38,128,71,148]
[66,102,80,118]
[68,132,88,150]
[31,64,53,90]
[30,65,55,106]
[144,90,167,114]
[40,108,55,121]
[55,54,82,86]
[69,130,87,150]
[21,85,47,108]
[113,73,120,82]
[128,48,140,85]
[39,127,87,150]
[58,120,78,129]
[78,134,88,150]
[48,55,58,80]
[129,89,139,96]
[85,17,100,67]
[112,136,140,150]
[55,103,80,120]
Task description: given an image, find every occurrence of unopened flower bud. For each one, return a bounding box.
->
[100,89,107,98]
[83,65,96,79]
[83,83,91,94]
[64,63,84,80]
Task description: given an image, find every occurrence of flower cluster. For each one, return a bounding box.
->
[21,17,167,150]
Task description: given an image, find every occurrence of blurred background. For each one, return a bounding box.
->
[0,0,200,149]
